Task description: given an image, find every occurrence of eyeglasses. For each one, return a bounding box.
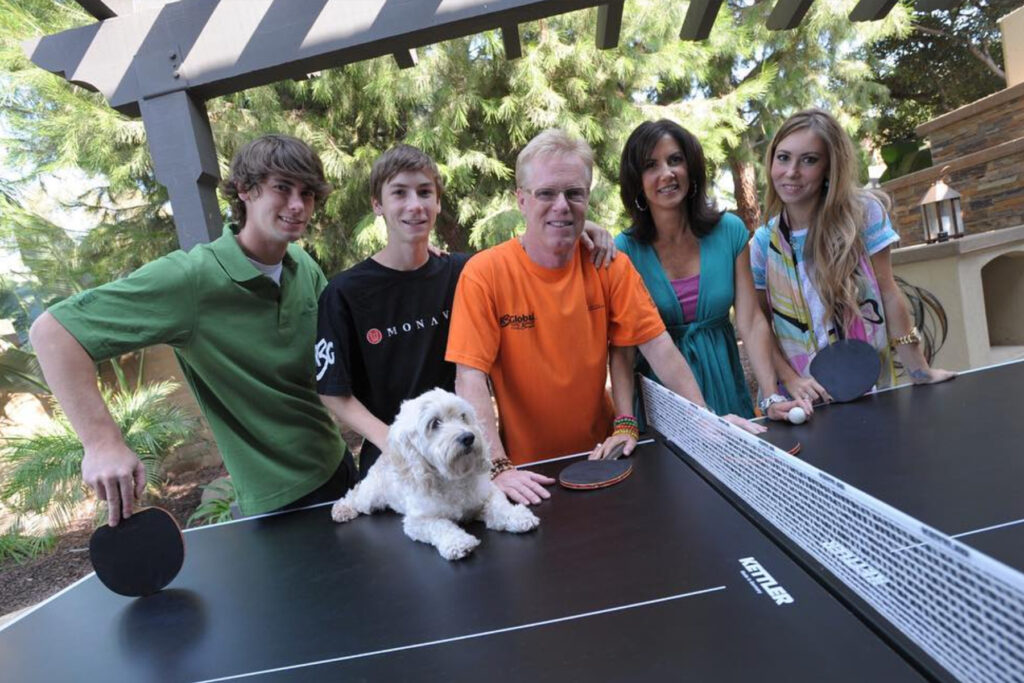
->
[521,186,590,204]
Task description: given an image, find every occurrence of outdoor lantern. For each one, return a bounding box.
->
[918,171,965,244]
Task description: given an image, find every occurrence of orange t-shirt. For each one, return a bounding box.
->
[446,238,665,464]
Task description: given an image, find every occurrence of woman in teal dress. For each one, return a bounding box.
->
[613,119,808,422]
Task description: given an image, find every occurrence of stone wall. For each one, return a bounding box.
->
[881,82,1024,247]
[918,81,1024,165]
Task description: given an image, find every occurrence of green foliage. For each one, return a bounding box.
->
[869,0,1013,146]
[0,381,196,528]
[0,345,48,394]
[2,0,178,286]
[879,139,933,182]
[0,525,57,565]
[187,478,237,528]
[0,195,161,395]
[0,275,48,394]
[680,0,906,226]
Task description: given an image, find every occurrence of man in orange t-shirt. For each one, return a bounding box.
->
[446,129,709,506]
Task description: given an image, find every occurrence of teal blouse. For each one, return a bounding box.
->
[615,212,755,418]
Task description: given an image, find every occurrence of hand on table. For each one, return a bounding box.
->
[493,468,555,505]
[588,433,637,460]
[723,413,767,435]
[783,375,831,405]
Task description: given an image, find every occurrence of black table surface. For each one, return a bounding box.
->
[0,439,922,682]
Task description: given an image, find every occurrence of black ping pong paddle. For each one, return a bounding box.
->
[809,339,881,403]
[89,507,184,597]
[559,459,633,490]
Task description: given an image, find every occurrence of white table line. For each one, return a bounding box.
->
[192,584,727,682]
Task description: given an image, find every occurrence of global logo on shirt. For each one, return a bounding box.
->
[366,328,383,345]
[499,312,535,330]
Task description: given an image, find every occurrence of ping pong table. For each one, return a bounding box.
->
[2,361,1023,681]
[758,358,1024,572]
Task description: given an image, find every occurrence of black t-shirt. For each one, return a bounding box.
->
[315,252,471,475]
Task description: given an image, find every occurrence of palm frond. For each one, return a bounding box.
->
[0,381,196,528]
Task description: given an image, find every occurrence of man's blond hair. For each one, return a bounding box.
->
[515,129,594,188]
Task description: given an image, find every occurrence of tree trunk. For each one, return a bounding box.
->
[435,209,469,253]
[730,158,761,231]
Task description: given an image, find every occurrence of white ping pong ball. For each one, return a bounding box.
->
[788,406,807,425]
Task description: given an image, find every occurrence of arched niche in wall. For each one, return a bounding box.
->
[981,250,1024,347]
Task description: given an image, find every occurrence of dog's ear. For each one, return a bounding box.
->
[388,404,437,480]
[387,418,417,462]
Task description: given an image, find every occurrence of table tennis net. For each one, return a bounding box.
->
[640,377,1024,683]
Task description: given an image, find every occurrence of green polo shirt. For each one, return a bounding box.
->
[50,226,345,514]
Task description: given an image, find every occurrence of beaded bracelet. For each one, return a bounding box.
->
[613,425,639,440]
[489,457,515,479]
[612,414,639,440]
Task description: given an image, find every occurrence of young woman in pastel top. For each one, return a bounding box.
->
[750,108,955,404]
[612,119,810,423]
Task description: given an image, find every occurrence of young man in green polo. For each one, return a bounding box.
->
[30,134,356,525]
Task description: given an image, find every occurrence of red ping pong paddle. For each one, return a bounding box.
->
[809,339,881,403]
[767,435,801,456]
[559,459,633,490]
[89,507,184,597]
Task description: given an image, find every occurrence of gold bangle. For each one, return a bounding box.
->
[890,326,922,348]
[490,457,515,479]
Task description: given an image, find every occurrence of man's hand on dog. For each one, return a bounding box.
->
[494,469,554,505]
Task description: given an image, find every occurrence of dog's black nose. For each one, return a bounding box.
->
[457,432,475,448]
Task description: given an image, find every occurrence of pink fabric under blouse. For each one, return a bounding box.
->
[670,274,700,323]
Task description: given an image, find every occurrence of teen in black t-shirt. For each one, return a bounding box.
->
[316,251,469,474]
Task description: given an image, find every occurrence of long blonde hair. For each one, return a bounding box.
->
[763,109,890,331]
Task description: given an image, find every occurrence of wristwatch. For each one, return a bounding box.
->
[758,393,787,414]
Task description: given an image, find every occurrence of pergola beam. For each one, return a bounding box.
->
[767,0,816,31]
[139,91,222,248]
[73,0,134,20]
[915,0,961,10]
[501,23,522,59]
[849,0,899,22]
[29,0,615,117]
[679,0,724,41]
[596,1,624,50]
[393,49,418,69]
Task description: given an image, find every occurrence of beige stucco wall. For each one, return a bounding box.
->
[892,225,1024,371]
[982,253,1024,345]
[1001,5,1024,88]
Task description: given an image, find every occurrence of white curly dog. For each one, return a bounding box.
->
[331,388,539,560]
